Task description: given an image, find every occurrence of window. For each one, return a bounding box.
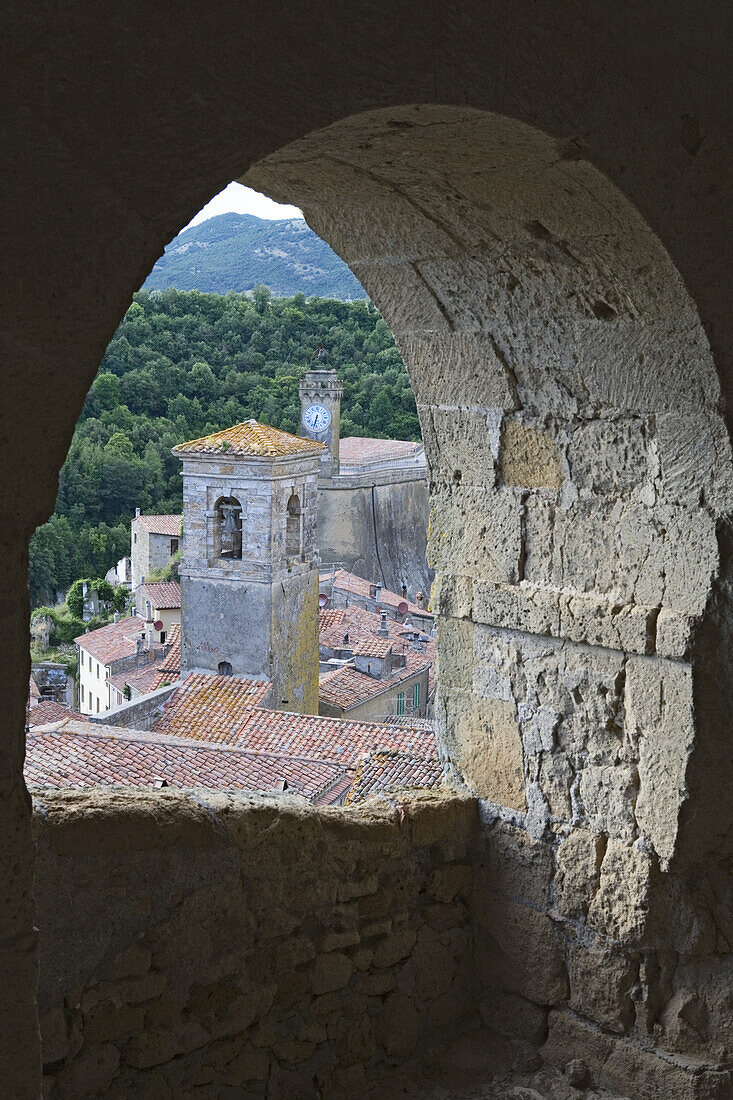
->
[96,698,99,713]
[397,692,405,716]
[160,631,166,644]
[218,661,233,676]
[170,538,179,554]
[286,493,302,559]
[89,654,92,670]
[80,685,84,703]
[133,532,137,544]
[413,681,420,709]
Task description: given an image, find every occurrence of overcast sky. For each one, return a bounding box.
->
[184,182,302,229]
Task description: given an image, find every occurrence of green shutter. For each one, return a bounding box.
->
[413,681,420,709]
[397,692,405,716]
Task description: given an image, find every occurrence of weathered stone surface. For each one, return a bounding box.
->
[565,941,636,1032]
[500,418,562,489]
[450,696,526,809]
[554,830,606,920]
[586,839,655,946]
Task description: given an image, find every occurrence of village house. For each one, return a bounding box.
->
[130,511,181,589]
[74,615,167,715]
[134,580,181,645]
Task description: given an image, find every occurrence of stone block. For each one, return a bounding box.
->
[320,929,360,952]
[372,928,417,968]
[474,894,567,1005]
[578,764,638,840]
[500,417,562,488]
[54,1043,120,1096]
[554,830,606,920]
[565,417,651,496]
[275,935,316,971]
[84,1003,145,1045]
[480,819,554,908]
[428,484,523,583]
[39,1007,68,1066]
[397,332,518,409]
[420,404,501,487]
[586,839,654,946]
[110,943,152,980]
[479,989,549,1043]
[379,992,420,1058]
[312,952,353,994]
[450,694,526,809]
[565,940,636,1032]
[427,863,472,903]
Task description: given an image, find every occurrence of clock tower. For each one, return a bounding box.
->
[299,368,343,478]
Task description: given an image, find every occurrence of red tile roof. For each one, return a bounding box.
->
[319,569,431,620]
[319,605,437,696]
[25,720,348,802]
[75,616,148,665]
[234,709,438,769]
[27,700,77,728]
[136,581,181,610]
[318,651,431,712]
[345,749,443,805]
[108,662,168,699]
[29,677,41,701]
[339,437,425,466]
[173,420,325,459]
[151,624,181,690]
[352,637,392,658]
[134,514,182,536]
[152,672,272,742]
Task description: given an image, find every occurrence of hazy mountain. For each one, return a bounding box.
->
[143,212,366,300]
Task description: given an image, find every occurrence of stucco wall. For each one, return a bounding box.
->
[316,477,430,596]
[33,789,476,1098]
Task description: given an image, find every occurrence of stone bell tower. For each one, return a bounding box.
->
[299,367,343,478]
[173,420,324,713]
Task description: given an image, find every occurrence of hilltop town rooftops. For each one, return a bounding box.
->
[134,514,181,536]
[345,749,442,805]
[151,623,181,689]
[352,637,393,658]
[173,420,326,459]
[27,700,77,729]
[108,661,168,699]
[74,615,148,664]
[25,720,350,803]
[339,437,425,467]
[318,650,431,712]
[152,672,272,743]
[320,569,431,620]
[136,581,181,610]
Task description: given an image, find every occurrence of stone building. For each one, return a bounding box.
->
[4,8,733,1098]
[300,368,430,595]
[130,512,181,589]
[134,580,181,645]
[174,419,324,712]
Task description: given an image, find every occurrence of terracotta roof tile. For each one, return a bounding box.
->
[352,637,392,658]
[173,420,325,459]
[318,650,432,712]
[75,615,149,664]
[319,569,431,620]
[25,720,348,802]
[136,581,181,610]
[345,749,443,805]
[151,624,181,690]
[152,672,272,742]
[134,514,182,535]
[27,700,77,728]
[108,662,168,698]
[339,437,425,466]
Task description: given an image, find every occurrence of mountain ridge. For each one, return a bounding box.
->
[144,212,366,300]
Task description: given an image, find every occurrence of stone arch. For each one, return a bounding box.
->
[285,492,302,559]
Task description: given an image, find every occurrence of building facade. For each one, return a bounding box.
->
[174,420,324,713]
[130,512,181,589]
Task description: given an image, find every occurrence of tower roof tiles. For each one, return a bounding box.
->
[173,420,325,459]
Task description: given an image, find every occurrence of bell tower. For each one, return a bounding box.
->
[299,366,343,478]
[173,420,324,713]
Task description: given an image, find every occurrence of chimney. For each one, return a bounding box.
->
[113,611,119,623]
[275,779,289,792]
[401,583,408,600]
[375,582,383,605]
[135,507,141,518]
[369,583,377,599]
[378,610,389,637]
[147,629,154,649]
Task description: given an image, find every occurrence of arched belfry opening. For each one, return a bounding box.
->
[213,495,242,560]
[285,492,302,559]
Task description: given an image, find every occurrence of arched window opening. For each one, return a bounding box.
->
[214,496,242,559]
[218,661,233,676]
[286,493,302,559]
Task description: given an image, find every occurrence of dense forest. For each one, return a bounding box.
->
[144,213,366,300]
[29,287,417,606]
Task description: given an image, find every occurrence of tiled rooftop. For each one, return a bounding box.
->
[27,700,77,728]
[25,720,349,803]
[318,650,431,712]
[173,420,325,459]
[134,514,182,536]
[319,569,431,619]
[75,615,148,664]
[352,637,392,658]
[319,605,437,696]
[339,437,425,466]
[108,661,168,699]
[234,709,438,769]
[136,581,181,610]
[345,749,443,805]
[152,672,272,742]
[151,623,181,690]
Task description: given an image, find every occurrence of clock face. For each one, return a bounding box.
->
[302,403,331,433]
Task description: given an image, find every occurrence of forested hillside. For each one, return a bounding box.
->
[144,213,366,299]
[29,287,417,605]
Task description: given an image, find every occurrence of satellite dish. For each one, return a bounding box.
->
[318,593,329,608]
[397,601,409,615]
[153,619,164,631]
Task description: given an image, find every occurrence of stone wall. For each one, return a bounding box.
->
[33,788,476,1098]
[88,683,180,731]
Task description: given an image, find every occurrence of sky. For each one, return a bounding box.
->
[184,182,302,230]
